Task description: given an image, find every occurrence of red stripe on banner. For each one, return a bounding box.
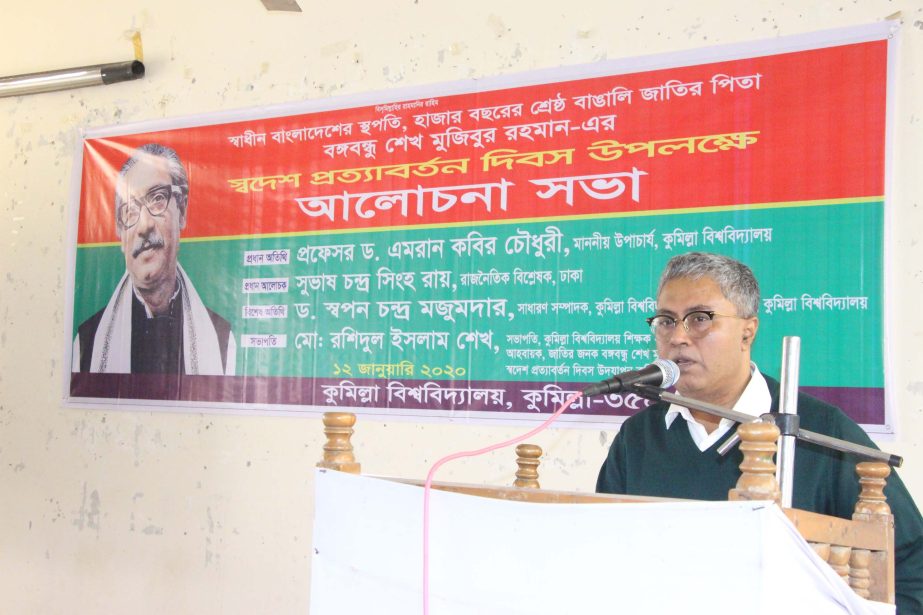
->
[76,41,886,245]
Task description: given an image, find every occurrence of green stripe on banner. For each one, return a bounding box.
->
[73,199,883,390]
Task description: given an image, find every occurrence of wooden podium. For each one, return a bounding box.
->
[309,413,896,615]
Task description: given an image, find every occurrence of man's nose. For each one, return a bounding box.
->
[666,322,692,345]
[135,203,157,234]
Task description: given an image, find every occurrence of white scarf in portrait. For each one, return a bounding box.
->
[85,264,232,375]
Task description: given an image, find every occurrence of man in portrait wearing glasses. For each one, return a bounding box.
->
[72,143,236,375]
[596,251,923,612]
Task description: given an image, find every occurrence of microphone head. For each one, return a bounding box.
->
[653,358,680,388]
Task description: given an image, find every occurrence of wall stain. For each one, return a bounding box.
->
[72,482,101,536]
[907,381,923,396]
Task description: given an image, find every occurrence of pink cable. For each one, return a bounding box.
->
[422,390,584,614]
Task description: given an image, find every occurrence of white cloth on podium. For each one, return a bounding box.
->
[310,470,894,615]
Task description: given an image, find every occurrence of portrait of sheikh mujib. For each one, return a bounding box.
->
[72,143,236,375]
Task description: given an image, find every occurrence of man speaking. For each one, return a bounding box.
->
[72,143,235,375]
[596,251,923,612]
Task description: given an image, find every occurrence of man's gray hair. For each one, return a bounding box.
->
[114,143,189,232]
[657,251,761,318]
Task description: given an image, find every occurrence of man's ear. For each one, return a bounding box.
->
[742,317,759,349]
[178,201,188,231]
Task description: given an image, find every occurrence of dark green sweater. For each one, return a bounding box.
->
[596,375,923,614]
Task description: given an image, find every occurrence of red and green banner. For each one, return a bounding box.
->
[67,24,894,429]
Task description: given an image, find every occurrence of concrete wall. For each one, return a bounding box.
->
[2,1,922,612]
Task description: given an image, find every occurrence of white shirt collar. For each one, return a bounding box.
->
[664,363,771,452]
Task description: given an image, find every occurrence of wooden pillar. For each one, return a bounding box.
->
[829,546,852,584]
[728,421,781,504]
[849,549,872,599]
[316,412,361,474]
[810,542,831,563]
[853,462,892,520]
[513,443,542,489]
[851,461,894,604]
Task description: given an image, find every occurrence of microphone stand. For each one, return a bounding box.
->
[630,384,903,469]
[775,337,800,508]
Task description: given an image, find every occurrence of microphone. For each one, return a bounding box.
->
[582,359,680,397]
